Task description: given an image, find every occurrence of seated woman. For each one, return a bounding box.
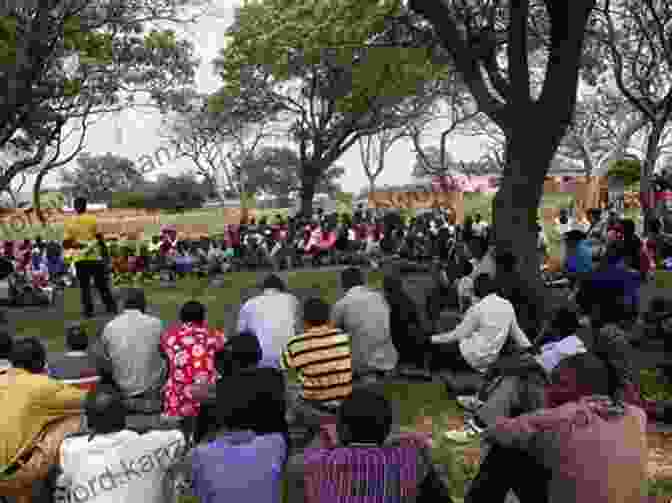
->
[285,388,451,503]
[0,338,85,503]
[175,369,288,503]
[160,301,226,427]
[465,352,647,503]
[430,274,533,374]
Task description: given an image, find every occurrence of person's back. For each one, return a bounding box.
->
[191,431,286,503]
[287,389,447,503]
[331,268,397,376]
[0,338,85,471]
[56,386,185,503]
[100,290,165,397]
[470,352,647,503]
[184,368,288,503]
[237,274,299,369]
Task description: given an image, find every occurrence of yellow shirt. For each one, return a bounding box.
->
[0,368,85,469]
[63,214,101,261]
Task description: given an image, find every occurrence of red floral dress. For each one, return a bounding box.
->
[160,322,226,417]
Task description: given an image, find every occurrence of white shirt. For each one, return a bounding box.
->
[431,294,531,373]
[56,429,185,503]
[535,335,587,374]
[237,289,300,369]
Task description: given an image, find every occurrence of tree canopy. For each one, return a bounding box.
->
[211,0,448,215]
[60,152,144,202]
[0,0,202,192]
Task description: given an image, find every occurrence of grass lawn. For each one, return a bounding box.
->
[17,268,672,501]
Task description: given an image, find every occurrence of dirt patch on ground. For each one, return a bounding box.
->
[647,428,672,480]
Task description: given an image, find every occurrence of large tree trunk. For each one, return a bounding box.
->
[492,127,557,335]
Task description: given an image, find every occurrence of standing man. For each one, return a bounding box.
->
[63,197,117,318]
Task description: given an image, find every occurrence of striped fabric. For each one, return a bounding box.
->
[282,326,352,403]
[303,445,420,503]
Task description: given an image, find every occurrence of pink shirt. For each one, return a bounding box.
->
[489,396,647,503]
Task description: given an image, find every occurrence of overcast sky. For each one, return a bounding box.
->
[36,0,487,195]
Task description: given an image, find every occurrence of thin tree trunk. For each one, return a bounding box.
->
[368,178,376,195]
[300,163,319,218]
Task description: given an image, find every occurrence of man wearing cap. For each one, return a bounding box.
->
[62,197,117,318]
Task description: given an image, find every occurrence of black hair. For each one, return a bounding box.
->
[647,218,661,234]
[73,197,87,214]
[341,267,364,290]
[66,324,89,352]
[303,297,331,326]
[9,337,46,373]
[214,369,288,439]
[0,328,12,359]
[261,273,286,292]
[337,389,392,445]
[461,259,475,277]
[85,385,126,435]
[215,331,262,377]
[123,288,146,312]
[621,219,636,237]
[474,273,495,298]
[180,301,206,324]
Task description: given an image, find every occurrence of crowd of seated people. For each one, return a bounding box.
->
[1,248,672,502]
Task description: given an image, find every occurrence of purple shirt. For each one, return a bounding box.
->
[191,431,286,503]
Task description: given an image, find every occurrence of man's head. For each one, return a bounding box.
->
[341,267,364,291]
[0,328,12,360]
[85,385,126,435]
[9,337,46,373]
[215,331,262,377]
[303,298,331,329]
[261,273,286,292]
[73,197,87,214]
[474,213,481,223]
[215,370,286,435]
[473,273,496,299]
[123,288,146,312]
[180,300,206,324]
[65,322,88,352]
[337,389,393,445]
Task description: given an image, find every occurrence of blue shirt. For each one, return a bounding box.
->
[566,240,593,273]
[192,431,286,503]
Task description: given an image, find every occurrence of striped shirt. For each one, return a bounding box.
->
[282,325,352,403]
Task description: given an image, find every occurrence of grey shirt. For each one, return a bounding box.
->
[331,285,398,375]
[97,309,166,396]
